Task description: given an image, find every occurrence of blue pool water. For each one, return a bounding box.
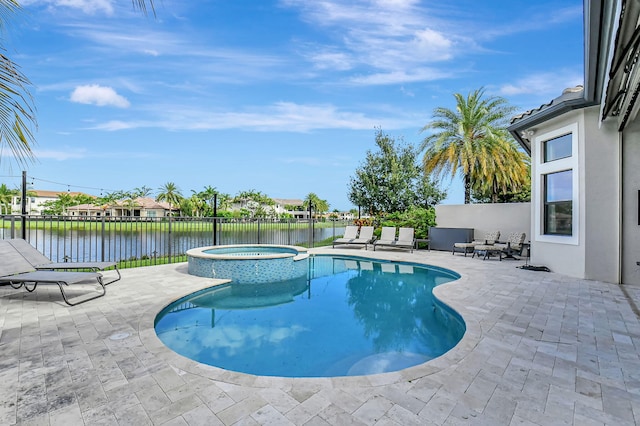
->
[155,255,465,378]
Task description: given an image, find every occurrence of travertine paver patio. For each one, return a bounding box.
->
[0,247,639,425]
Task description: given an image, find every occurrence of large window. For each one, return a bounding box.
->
[544,170,572,235]
[534,123,578,244]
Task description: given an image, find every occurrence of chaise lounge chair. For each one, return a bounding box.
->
[6,238,121,284]
[333,225,359,248]
[346,226,375,250]
[0,241,106,306]
[453,231,500,257]
[394,227,416,253]
[373,227,397,251]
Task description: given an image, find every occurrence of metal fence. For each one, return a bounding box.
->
[0,215,348,269]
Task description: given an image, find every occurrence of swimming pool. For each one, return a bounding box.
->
[155,255,465,378]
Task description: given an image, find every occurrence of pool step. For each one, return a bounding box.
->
[293,253,309,261]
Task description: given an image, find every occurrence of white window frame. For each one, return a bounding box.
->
[534,123,579,245]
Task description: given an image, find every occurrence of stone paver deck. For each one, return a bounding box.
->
[1,247,639,425]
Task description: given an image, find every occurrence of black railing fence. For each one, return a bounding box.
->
[0,215,348,269]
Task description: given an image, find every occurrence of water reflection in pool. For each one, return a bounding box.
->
[155,255,465,378]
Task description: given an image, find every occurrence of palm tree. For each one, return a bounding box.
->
[132,185,153,198]
[156,182,182,217]
[217,193,232,211]
[0,183,17,214]
[304,193,329,216]
[197,185,218,214]
[420,88,517,204]
[472,136,530,202]
[0,1,37,167]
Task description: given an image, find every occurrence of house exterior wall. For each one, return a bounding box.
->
[583,108,621,283]
[528,107,620,282]
[622,121,640,284]
[434,203,531,242]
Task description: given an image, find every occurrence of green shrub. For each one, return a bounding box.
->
[378,206,436,239]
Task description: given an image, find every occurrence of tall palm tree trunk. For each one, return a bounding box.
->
[464,174,472,204]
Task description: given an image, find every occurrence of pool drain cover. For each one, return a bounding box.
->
[109,332,130,340]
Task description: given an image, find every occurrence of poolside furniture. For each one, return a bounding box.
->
[472,243,504,260]
[394,227,416,253]
[332,225,359,248]
[0,240,106,306]
[429,227,474,251]
[495,232,527,260]
[346,226,376,250]
[373,227,397,251]
[373,227,415,252]
[453,231,501,257]
[6,238,121,284]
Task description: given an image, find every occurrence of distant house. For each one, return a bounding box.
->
[272,198,309,219]
[10,190,90,215]
[66,197,175,218]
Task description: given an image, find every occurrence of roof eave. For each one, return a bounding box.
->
[508,97,595,155]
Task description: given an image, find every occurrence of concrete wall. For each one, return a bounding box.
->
[434,203,531,243]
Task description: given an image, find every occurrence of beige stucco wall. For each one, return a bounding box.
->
[434,203,531,242]
[622,120,640,285]
[527,107,621,283]
[582,108,621,283]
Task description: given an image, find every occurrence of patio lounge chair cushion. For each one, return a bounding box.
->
[6,238,121,284]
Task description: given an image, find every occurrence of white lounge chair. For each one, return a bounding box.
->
[373,227,397,251]
[346,226,375,250]
[332,225,359,248]
[394,227,416,253]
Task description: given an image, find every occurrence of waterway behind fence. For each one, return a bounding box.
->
[0,216,348,268]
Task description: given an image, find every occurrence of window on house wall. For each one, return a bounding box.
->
[536,126,577,242]
[544,170,572,235]
[544,133,572,162]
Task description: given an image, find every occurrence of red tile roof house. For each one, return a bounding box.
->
[508,0,640,285]
[67,197,176,218]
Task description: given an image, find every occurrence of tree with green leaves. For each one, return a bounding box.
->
[420,87,522,204]
[233,190,274,218]
[303,193,329,216]
[132,186,153,198]
[348,129,445,215]
[0,183,17,214]
[156,182,182,216]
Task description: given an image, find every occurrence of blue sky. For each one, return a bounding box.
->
[0,0,583,210]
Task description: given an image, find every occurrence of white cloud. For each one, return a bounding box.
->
[89,101,416,132]
[284,0,464,85]
[499,71,583,97]
[22,0,114,15]
[70,85,130,108]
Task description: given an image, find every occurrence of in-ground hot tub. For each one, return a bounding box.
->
[186,244,309,284]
